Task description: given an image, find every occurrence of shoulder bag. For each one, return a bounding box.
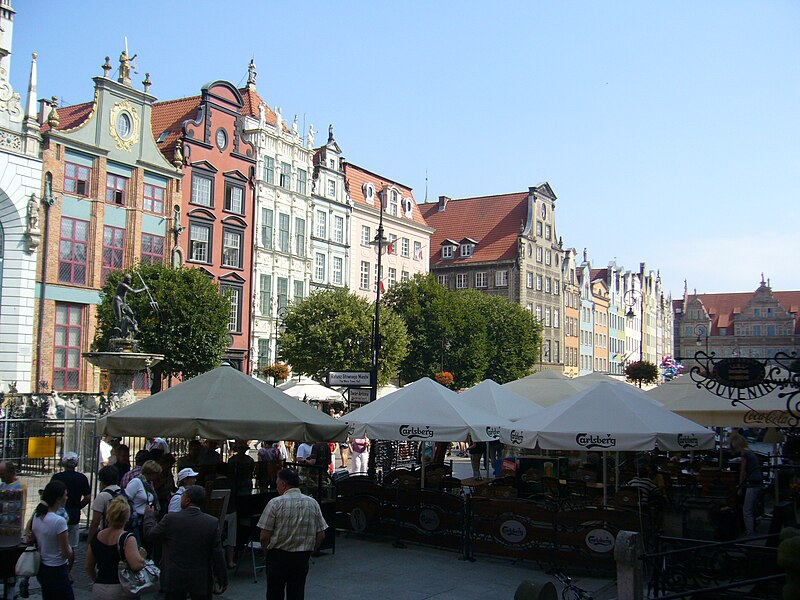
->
[15,544,40,577]
[117,531,160,595]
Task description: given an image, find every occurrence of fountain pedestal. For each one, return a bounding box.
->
[83,347,164,410]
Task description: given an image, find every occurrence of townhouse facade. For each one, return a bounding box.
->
[590,274,609,373]
[345,162,431,300]
[0,0,42,392]
[420,184,564,370]
[34,55,181,392]
[561,248,580,378]
[674,276,799,367]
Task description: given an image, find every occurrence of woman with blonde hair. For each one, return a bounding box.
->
[125,459,161,544]
[86,496,145,599]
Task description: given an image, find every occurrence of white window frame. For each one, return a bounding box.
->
[475,272,487,288]
[495,270,508,287]
[456,273,468,289]
[314,253,326,282]
[360,261,370,289]
[361,225,371,246]
[316,210,327,239]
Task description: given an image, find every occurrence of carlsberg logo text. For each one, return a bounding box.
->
[399,425,434,439]
[509,430,524,445]
[576,433,616,449]
[485,426,500,439]
[677,434,698,449]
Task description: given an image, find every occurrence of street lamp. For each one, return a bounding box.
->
[367,191,389,479]
[694,324,710,354]
[624,288,644,362]
[440,337,450,373]
[273,305,288,387]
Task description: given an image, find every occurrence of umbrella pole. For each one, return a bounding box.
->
[602,451,608,506]
[421,452,426,489]
[615,451,620,493]
[485,442,490,478]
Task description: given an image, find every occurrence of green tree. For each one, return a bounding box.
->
[94,264,231,384]
[278,288,409,386]
[475,293,541,383]
[624,360,660,387]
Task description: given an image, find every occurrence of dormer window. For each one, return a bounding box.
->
[460,244,473,257]
[442,245,454,259]
[362,182,376,204]
[389,190,399,216]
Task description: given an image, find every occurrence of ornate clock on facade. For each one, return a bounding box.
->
[109,100,140,151]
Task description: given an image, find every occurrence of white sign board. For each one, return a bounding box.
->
[328,371,372,386]
[348,387,373,404]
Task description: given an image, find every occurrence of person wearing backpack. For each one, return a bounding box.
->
[125,460,161,545]
[87,466,122,543]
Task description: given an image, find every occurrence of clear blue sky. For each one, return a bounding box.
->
[11,1,799,298]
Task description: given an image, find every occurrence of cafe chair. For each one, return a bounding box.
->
[235,514,266,583]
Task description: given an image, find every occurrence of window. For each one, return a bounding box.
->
[526,271,533,288]
[456,273,468,289]
[222,285,241,332]
[224,182,244,214]
[437,275,448,287]
[333,215,344,244]
[545,277,551,293]
[536,221,543,237]
[64,162,91,196]
[189,222,211,263]
[475,272,487,288]
[414,241,422,261]
[387,234,397,254]
[327,179,336,197]
[333,257,343,285]
[53,303,83,390]
[279,162,291,189]
[262,157,275,184]
[291,217,305,256]
[277,277,288,310]
[261,208,273,249]
[754,308,761,317]
[495,270,508,287]
[536,246,542,262]
[536,275,543,291]
[360,262,370,289]
[361,225,371,246]
[460,244,474,257]
[191,173,213,206]
[101,226,125,283]
[259,274,272,315]
[388,267,397,288]
[314,253,326,282]
[545,224,551,240]
[752,325,761,336]
[401,270,409,283]
[106,174,127,206]
[545,308,551,327]
[545,250,551,265]
[58,217,89,284]
[293,280,304,304]
[258,339,271,371]
[554,281,560,296]
[554,308,561,327]
[401,237,409,257]
[143,183,165,214]
[278,213,290,252]
[141,233,164,265]
[554,341,560,363]
[297,169,307,195]
[541,203,547,219]
[133,370,150,391]
[316,210,327,239]
[441,245,454,259]
[536,305,542,320]
[389,190,399,216]
[222,229,243,268]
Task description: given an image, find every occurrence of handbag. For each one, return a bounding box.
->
[117,532,160,596]
[15,545,40,577]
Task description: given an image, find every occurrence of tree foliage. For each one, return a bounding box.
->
[94,264,231,382]
[384,275,541,387]
[624,360,660,387]
[278,288,409,386]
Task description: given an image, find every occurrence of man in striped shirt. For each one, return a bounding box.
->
[258,468,327,600]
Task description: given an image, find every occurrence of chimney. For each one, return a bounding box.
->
[438,195,450,211]
[38,97,51,124]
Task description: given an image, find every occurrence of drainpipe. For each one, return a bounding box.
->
[36,173,55,392]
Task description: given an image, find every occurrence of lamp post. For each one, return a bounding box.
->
[440,337,450,373]
[694,324,710,354]
[367,192,388,479]
[273,305,288,387]
[624,288,643,362]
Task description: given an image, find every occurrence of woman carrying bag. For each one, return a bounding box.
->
[86,496,146,599]
[31,480,74,600]
[125,460,161,545]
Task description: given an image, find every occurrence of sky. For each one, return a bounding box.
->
[10,1,799,299]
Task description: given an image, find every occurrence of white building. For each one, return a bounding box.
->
[241,64,314,376]
[0,0,43,392]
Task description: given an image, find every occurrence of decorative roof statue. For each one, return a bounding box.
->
[247,58,257,89]
[26,193,39,232]
[46,96,59,128]
[173,139,184,168]
[142,72,152,93]
[328,123,335,144]
[307,124,315,149]
[102,56,112,78]
[118,49,136,86]
[292,114,298,136]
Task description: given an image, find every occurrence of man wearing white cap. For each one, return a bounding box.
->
[50,451,91,549]
[168,467,199,513]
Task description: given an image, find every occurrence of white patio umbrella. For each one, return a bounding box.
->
[500,382,715,503]
[344,377,513,485]
[457,379,542,422]
[279,377,343,404]
[503,370,584,407]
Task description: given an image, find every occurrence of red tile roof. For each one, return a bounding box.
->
[344,163,428,226]
[40,100,95,133]
[686,290,800,335]
[419,192,529,265]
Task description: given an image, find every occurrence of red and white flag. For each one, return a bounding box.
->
[387,241,395,255]
[415,247,424,261]
[374,279,386,293]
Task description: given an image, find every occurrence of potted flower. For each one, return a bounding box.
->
[263,362,290,383]
[434,371,454,388]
